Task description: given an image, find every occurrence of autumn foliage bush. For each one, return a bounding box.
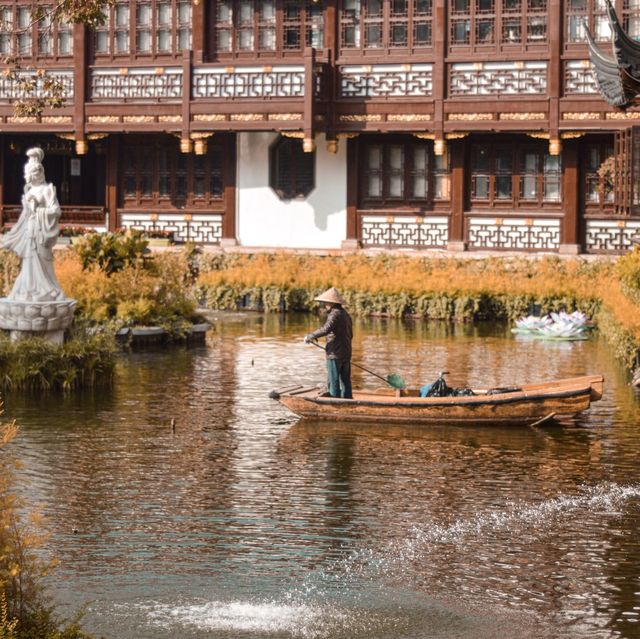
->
[55,244,199,334]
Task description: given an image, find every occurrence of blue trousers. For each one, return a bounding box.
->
[326,359,352,399]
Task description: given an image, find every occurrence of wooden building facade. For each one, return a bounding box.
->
[0,0,638,252]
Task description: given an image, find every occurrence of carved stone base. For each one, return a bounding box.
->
[0,298,77,343]
[447,240,468,252]
[219,238,238,247]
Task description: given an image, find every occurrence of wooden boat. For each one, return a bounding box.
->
[271,375,604,426]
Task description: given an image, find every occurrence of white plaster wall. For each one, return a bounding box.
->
[237,132,347,249]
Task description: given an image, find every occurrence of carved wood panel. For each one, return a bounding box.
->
[90,67,183,101]
[449,61,547,96]
[120,212,223,244]
[340,63,433,98]
[360,214,448,248]
[466,216,560,249]
[585,219,640,253]
[192,65,305,98]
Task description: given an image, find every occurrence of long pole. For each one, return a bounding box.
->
[308,341,394,386]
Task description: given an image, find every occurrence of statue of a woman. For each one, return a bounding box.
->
[1,147,64,302]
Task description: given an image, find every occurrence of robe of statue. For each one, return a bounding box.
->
[2,181,64,302]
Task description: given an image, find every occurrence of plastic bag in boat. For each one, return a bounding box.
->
[419,377,475,398]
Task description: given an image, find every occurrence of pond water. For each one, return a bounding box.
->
[5,314,640,639]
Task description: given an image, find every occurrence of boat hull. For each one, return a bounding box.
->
[274,375,604,426]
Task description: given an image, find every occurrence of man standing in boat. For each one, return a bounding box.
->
[304,287,353,399]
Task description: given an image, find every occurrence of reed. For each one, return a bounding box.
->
[0,328,116,392]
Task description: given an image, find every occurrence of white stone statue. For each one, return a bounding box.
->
[2,147,64,302]
[0,147,75,343]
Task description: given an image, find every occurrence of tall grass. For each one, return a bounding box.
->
[196,253,607,321]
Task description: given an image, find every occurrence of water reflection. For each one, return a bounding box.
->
[5,315,640,639]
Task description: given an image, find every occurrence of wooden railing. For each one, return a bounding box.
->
[1,205,106,228]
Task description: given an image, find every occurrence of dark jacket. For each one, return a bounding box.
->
[309,306,353,360]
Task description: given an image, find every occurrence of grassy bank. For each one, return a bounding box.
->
[3,246,640,378]
[195,251,640,371]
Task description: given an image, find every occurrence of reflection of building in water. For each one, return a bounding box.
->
[33,341,243,570]
[1,0,640,254]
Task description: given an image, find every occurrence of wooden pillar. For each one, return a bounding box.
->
[106,135,119,232]
[72,24,87,154]
[181,50,193,153]
[560,139,581,253]
[548,0,562,153]
[303,47,316,152]
[342,136,359,249]
[432,0,446,149]
[324,0,338,146]
[192,0,205,63]
[448,139,466,251]
[221,134,237,245]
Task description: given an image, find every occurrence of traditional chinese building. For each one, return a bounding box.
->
[0,0,638,253]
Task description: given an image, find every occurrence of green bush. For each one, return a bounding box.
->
[73,228,149,275]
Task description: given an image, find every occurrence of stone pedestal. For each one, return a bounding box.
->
[341,239,361,251]
[0,298,77,345]
[559,243,581,255]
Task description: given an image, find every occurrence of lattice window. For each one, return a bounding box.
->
[566,0,613,44]
[360,136,443,206]
[214,0,322,56]
[390,0,408,46]
[0,3,73,58]
[470,142,561,207]
[340,0,432,51]
[122,137,224,208]
[584,141,614,208]
[450,0,546,48]
[270,136,315,200]
[623,0,640,39]
[93,0,191,57]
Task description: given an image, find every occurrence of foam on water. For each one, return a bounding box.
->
[142,596,398,639]
[318,482,640,584]
[136,483,640,638]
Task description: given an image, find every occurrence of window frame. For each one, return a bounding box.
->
[93,0,192,60]
[121,136,225,209]
[213,0,324,60]
[469,141,562,209]
[448,0,547,53]
[359,135,448,209]
[339,0,434,55]
[564,0,627,48]
[582,139,615,212]
[0,2,73,60]
[269,135,316,200]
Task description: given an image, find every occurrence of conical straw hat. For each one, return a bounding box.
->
[314,287,345,305]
